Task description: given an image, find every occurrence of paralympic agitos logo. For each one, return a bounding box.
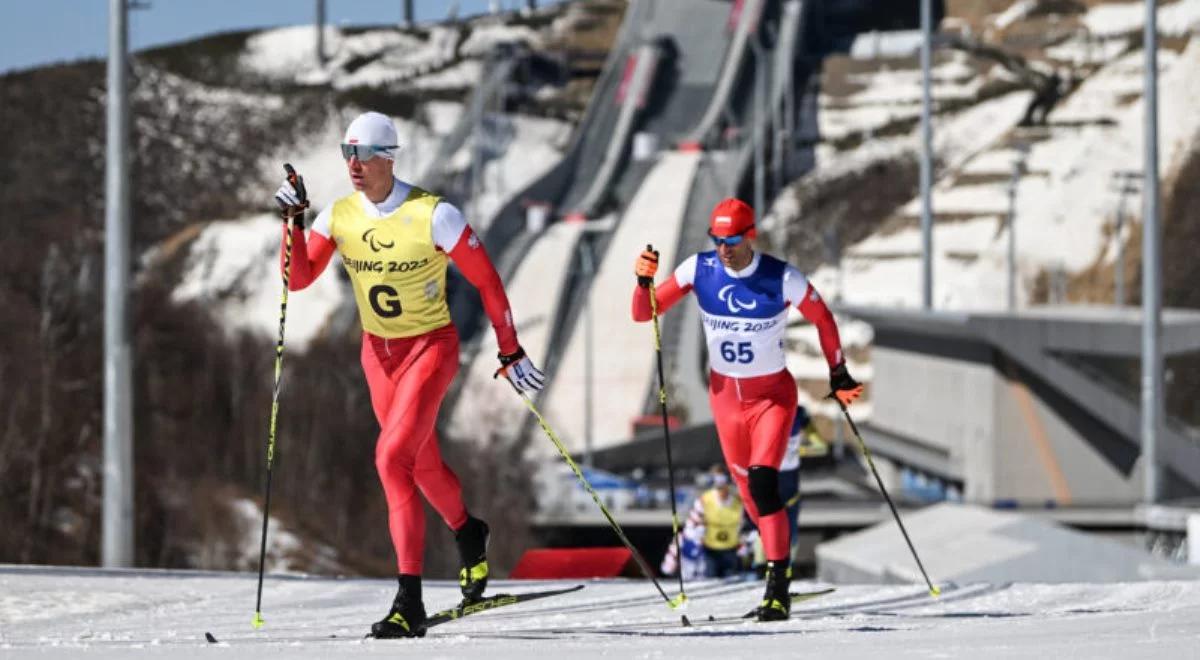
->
[362,228,394,252]
[717,284,758,314]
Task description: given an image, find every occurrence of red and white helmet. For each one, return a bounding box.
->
[708,197,756,239]
[343,111,400,160]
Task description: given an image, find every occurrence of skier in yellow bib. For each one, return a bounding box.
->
[274,111,545,638]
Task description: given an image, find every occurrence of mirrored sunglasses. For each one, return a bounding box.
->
[709,233,746,247]
[340,143,397,162]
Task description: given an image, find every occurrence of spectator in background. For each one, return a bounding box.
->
[661,469,745,578]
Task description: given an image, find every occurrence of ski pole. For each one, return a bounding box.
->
[253,164,307,629]
[646,261,689,609]
[833,398,940,597]
[515,390,691,626]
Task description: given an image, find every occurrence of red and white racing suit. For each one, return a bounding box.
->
[633,251,845,563]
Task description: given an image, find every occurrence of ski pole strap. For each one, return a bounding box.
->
[518,393,688,616]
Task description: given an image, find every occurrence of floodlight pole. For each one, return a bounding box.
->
[1110,171,1141,307]
[103,0,134,568]
[316,0,326,65]
[920,0,934,310]
[1141,0,1162,504]
[752,34,766,219]
[1006,144,1028,312]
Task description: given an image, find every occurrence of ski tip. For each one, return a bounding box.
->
[283,163,296,176]
[204,632,218,644]
[252,612,265,629]
[930,586,942,598]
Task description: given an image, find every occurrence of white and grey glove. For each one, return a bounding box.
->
[273,163,309,225]
[494,346,546,394]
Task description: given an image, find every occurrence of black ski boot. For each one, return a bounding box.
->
[756,561,792,622]
[370,574,427,638]
[454,516,490,602]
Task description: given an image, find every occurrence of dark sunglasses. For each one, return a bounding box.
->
[340,144,397,161]
[709,233,746,247]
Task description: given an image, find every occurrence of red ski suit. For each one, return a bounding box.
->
[632,252,844,563]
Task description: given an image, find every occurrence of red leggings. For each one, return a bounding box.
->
[708,369,797,563]
[361,325,468,574]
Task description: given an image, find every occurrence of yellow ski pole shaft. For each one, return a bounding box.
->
[516,391,691,624]
[834,398,940,597]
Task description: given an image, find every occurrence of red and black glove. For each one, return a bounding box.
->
[829,362,863,406]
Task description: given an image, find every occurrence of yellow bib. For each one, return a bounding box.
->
[701,489,743,551]
[328,187,450,338]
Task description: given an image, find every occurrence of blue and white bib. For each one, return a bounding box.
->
[674,251,809,378]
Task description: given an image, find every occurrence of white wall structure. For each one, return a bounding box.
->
[849,306,1200,506]
[818,502,1200,584]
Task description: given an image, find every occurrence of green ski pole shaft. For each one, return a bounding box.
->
[517,391,691,625]
[648,276,689,609]
[254,164,303,628]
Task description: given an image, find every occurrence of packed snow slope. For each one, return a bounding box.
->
[2,566,1198,658]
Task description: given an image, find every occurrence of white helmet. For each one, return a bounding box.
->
[342,111,400,161]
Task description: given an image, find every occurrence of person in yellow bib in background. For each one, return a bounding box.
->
[698,470,745,577]
[273,111,545,639]
[662,467,746,579]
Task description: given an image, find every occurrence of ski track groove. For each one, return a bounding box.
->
[464,577,760,621]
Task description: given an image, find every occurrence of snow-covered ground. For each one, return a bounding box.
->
[3,567,1199,658]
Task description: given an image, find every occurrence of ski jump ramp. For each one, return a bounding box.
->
[663,0,807,423]
[447,220,584,441]
[450,0,748,444]
[538,151,701,455]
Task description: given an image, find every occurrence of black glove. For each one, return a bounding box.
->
[829,361,863,406]
[273,163,309,227]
